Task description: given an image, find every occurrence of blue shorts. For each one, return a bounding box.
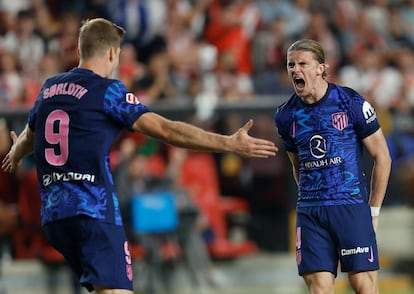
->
[43,215,133,292]
[295,203,379,276]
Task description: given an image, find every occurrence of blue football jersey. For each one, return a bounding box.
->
[28,68,151,225]
[274,83,380,207]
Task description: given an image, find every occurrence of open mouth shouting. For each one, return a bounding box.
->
[294,77,305,92]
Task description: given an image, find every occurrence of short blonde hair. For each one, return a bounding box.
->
[78,18,125,60]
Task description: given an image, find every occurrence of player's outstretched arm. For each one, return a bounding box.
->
[132,112,278,158]
[1,124,34,173]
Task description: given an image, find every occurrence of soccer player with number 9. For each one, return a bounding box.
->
[2,18,277,294]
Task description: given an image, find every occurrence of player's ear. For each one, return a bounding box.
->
[108,46,120,62]
[108,47,114,62]
[317,63,328,76]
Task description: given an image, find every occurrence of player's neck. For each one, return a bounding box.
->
[301,80,329,104]
[78,58,111,78]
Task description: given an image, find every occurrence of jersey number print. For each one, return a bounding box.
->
[45,109,70,166]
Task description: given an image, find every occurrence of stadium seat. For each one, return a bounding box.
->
[178,151,257,259]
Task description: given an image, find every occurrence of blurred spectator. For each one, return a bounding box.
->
[400,0,414,46]
[164,0,220,118]
[338,50,402,110]
[113,136,166,204]
[167,0,211,38]
[385,49,414,206]
[256,0,294,29]
[364,0,390,37]
[37,53,61,81]
[33,3,61,55]
[252,67,292,96]
[386,49,414,167]
[0,0,31,18]
[253,16,291,72]
[214,113,246,196]
[0,118,19,237]
[302,10,341,80]
[394,48,414,107]
[165,0,215,98]
[1,9,44,78]
[204,0,261,75]
[331,0,361,63]
[0,51,24,109]
[339,9,389,64]
[56,12,80,71]
[286,0,311,38]
[116,43,144,90]
[45,0,89,19]
[132,41,178,104]
[215,49,254,102]
[387,4,414,50]
[257,0,310,40]
[250,16,293,95]
[167,146,230,290]
[247,119,291,251]
[105,0,168,64]
[0,9,14,38]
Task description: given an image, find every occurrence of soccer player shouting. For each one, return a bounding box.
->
[275,39,391,294]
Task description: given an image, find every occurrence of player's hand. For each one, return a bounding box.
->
[230,119,278,158]
[1,131,21,173]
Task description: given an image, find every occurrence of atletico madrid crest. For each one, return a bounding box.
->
[332,112,348,131]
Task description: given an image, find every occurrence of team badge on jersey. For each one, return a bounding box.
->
[125,93,140,105]
[332,112,348,131]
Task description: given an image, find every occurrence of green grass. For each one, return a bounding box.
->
[339,289,414,293]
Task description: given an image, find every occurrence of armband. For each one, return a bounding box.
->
[370,206,381,217]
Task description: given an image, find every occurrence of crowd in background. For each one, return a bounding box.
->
[1,0,414,110]
[1,0,414,258]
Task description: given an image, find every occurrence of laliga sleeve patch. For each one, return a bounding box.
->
[125,93,140,105]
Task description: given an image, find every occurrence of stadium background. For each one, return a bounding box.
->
[0,0,413,293]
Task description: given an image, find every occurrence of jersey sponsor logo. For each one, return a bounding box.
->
[340,246,370,256]
[305,135,343,168]
[43,83,88,100]
[126,93,140,105]
[332,112,348,131]
[309,135,327,159]
[43,172,96,187]
[304,156,342,168]
[362,101,376,124]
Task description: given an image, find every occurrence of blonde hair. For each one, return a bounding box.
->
[78,18,125,60]
[288,39,328,79]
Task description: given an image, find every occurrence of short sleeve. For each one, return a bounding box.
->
[350,95,380,140]
[274,106,297,152]
[103,81,151,129]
